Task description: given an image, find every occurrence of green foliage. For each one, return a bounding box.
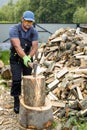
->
[78,122,87,130]
[0,75,2,80]
[0,21,13,23]
[73,7,87,23]
[36,0,69,23]
[14,0,31,22]
[61,116,87,130]
[62,0,77,23]
[51,121,58,128]
[0,50,10,65]
[69,116,79,126]
[0,0,87,23]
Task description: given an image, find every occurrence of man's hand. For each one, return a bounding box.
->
[28,55,31,62]
[23,55,31,67]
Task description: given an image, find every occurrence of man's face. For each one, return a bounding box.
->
[22,18,33,30]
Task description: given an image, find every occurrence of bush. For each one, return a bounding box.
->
[0,50,10,65]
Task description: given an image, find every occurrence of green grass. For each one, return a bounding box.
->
[78,122,87,130]
[0,50,10,65]
[52,121,58,128]
[61,116,87,130]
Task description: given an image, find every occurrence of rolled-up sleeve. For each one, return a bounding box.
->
[32,29,38,41]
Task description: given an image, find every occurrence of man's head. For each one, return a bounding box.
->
[22,10,35,30]
[23,11,35,22]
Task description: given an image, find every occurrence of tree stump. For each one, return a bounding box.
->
[19,98,53,130]
[23,75,46,107]
[20,75,53,130]
[19,124,52,130]
[1,65,12,79]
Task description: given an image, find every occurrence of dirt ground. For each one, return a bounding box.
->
[0,83,61,130]
[0,84,19,130]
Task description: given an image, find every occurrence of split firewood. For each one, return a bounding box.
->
[51,100,65,108]
[75,68,87,74]
[79,97,87,110]
[49,28,67,40]
[57,108,66,118]
[47,92,58,101]
[51,37,62,43]
[56,67,68,79]
[75,55,87,59]
[46,76,55,84]
[68,100,80,109]
[76,86,83,100]
[47,79,59,91]
[76,109,87,117]
[74,52,84,56]
[70,89,79,99]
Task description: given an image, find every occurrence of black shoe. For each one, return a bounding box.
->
[14,96,20,114]
[14,106,19,114]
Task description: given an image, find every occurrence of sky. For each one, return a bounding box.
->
[0,0,17,8]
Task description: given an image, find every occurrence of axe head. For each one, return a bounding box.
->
[28,60,40,76]
[33,60,38,77]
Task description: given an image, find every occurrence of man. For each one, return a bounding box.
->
[9,10,38,114]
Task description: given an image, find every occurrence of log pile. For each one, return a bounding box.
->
[36,27,87,124]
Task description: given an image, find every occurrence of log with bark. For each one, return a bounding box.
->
[23,75,46,107]
[19,98,53,130]
[1,65,12,79]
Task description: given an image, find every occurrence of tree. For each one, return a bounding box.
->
[74,0,86,7]
[35,0,68,23]
[73,7,87,23]
[0,0,15,22]
[13,0,31,22]
[0,0,86,23]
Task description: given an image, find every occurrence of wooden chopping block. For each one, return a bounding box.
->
[19,98,53,130]
[23,75,46,107]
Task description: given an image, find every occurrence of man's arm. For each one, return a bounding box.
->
[10,38,26,58]
[29,41,38,57]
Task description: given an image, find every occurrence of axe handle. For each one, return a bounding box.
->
[28,60,38,77]
[33,63,38,77]
[28,62,33,68]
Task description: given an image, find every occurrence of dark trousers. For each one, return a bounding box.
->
[10,59,32,96]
